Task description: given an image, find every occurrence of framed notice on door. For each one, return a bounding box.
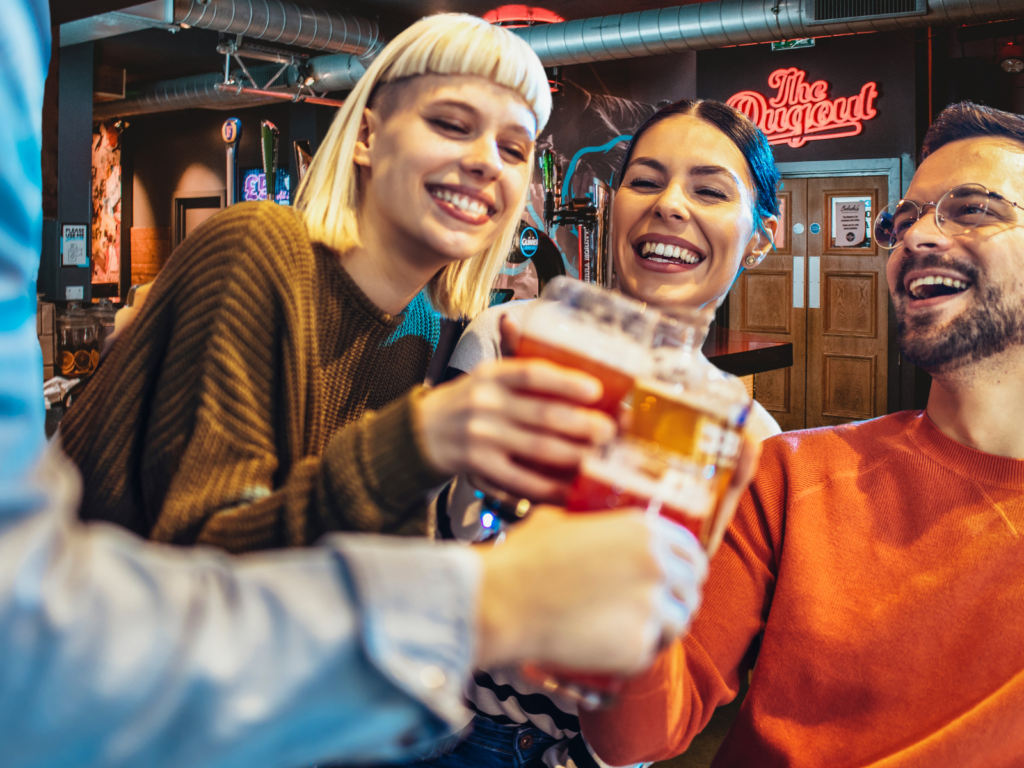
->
[823,191,876,254]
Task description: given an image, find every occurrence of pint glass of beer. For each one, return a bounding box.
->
[629,313,752,505]
[567,437,716,541]
[517,277,657,415]
[522,437,715,709]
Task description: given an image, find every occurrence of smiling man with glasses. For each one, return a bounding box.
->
[575,101,1024,768]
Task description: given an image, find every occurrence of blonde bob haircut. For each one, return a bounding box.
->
[296,14,552,319]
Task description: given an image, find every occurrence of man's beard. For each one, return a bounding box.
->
[895,259,1024,374]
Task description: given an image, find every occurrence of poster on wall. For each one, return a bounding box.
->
[91,121,121,288]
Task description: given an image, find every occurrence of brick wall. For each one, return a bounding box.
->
[130,227,171,285]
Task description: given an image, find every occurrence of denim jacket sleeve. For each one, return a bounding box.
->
[0,444,479,768]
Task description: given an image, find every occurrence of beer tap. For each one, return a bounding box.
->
[553,192,599,284]
[539,149,557,232]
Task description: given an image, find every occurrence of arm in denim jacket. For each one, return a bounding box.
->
[0,4,474,765]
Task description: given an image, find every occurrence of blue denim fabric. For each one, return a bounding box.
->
[0,3,487,764]
[411,717,559,768]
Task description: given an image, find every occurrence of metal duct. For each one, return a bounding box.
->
[92,0,1024,117]
[93,65,291,119]
[514,0,1024,65]
[62,0,383,56]
[306,53,367,92]
[173,0,382,55]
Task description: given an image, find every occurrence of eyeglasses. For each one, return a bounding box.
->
[872,183,1024,250]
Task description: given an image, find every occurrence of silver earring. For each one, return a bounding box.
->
[745,255,759,267]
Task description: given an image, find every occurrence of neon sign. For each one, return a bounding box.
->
[726,68,879,148]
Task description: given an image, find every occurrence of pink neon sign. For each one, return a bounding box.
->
[726,68,879,148]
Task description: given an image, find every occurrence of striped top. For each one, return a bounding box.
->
[62,202,446,551]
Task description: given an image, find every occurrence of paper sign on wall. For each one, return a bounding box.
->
[832,198,868,248]
[61,224,88,267]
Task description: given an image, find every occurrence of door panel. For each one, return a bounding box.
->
[725,174,891,432]
[805,176,889,428]
[729,178,807,431]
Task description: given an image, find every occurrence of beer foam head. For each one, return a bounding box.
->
[525,278,655,373]
[581,442,715,520]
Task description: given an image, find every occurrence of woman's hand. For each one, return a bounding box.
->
[416,357,616,503]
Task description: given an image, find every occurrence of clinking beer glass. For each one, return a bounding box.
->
[520,308,752,708]
[516,276,656,416]
[523,437,716,709]
[630,311,752,510]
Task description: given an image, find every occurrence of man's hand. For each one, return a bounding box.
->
[475,507,708,674]
[416,359,616,503]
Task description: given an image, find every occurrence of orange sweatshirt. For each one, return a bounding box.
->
[582,411,1024,767]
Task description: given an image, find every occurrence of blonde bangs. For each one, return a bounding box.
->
[296,14,550,320]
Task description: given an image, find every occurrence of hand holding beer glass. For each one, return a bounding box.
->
[515,283,755,708]
[515,277,656,416]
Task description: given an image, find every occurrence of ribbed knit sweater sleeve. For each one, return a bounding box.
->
[63,203,445,552]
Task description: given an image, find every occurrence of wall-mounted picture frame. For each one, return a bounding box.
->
[172,190,225,249]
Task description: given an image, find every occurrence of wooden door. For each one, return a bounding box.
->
[727,175,890,431]
[805,176,889,428]
[728,178,808,431]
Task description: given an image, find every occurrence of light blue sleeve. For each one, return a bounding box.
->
[0,3,478,765]
[0,0,48,513]
[0,445,479,768]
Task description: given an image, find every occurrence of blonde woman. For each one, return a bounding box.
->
[61,14,618,551]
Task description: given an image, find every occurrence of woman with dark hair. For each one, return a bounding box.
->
[420,99,782,768]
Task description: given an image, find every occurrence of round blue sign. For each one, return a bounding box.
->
[519,226,539,258]
[810,222,821,234]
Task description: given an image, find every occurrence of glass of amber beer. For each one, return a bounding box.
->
[522,437,715,709]
[517,277,657,415]
[566,437,716,541]
[629,313,752,506]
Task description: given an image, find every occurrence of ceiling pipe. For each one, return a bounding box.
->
[306,53,368,92]
[513,0,1024,65]
[212,82,346,107]
[61,0,384,57]
[93,65,289,119]
[94,0,1024,117]
[173,0,383,56]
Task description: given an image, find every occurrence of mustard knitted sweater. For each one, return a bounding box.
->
[62,202,447,552]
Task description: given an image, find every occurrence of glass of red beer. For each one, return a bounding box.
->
[522,437,715,709]
[517,277,657,416]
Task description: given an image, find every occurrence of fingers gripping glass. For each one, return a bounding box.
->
[873,183,1024,250]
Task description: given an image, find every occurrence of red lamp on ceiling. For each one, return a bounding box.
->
[482,5,565,27]
[483,5,566,93]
